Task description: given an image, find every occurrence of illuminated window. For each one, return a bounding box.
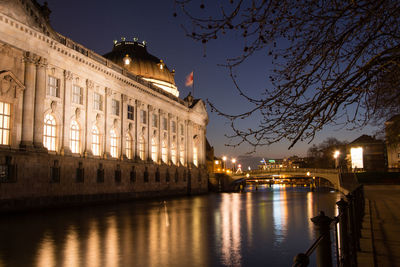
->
[350,147,363,169]
[171,142,177,165]
[70,120,80,154]
[91,126,101,156]
[72,85,83,104]
[140,110,147,124]
[180,138,185,165]
[48,76,60,97]
[43,114,56,151]
[111,99,120,116]
[151,137,158,162]
[152,114,158,127]
[162,140,168,163]
[110,129,118,158]
[127,105,134,120]
[162,118,167,130]
[0,102,11,145]
[126,134,133,159]
[171,121,176,133]
[193,146,198,167]
[93,92,103,111]
[139,136,145,160]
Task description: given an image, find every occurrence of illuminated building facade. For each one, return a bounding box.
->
[0,0,208,209]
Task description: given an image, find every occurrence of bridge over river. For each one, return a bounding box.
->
[232,168,343,190]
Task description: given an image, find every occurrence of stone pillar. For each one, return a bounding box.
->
[20,52,37,149]
[33,57,47,150]
[103,87,111,158]
[147,105,152,161]
[336,198,350,267]
[158,110,163,164]
[186,120,192,167]
[120,94,127,159]
[311,211,333,267]
[84,80,93,157]
[61,70,73,155]
[168,113,172,165]
[134,100,140,160]
[177,119,181,166]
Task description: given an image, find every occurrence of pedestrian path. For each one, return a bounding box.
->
[358,185,400,267]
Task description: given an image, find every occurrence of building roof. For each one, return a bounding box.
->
[350,135,381,145]
[103,41,176,86]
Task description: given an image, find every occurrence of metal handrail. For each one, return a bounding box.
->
[292,185,365,267]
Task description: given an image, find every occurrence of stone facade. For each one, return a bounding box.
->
[0,0,208,210]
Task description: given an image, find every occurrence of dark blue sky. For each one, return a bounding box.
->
[38,0,376,160]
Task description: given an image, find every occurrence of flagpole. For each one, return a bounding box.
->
[192,70,194,97]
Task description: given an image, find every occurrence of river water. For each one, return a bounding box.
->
[0,185,340,267]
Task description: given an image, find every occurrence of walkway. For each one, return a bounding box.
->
[358,185,400,267]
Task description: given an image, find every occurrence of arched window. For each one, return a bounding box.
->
[92,126,101,156]
[171,142,177,165]
[180,138,185,166]
[110,129,118,158]
[125,134,133,159]
[193,146,198,167]
[70,120,80,154]
[151,137,158,162]
[43,114,56,151]
[0,102,11,145]
[139,135,145,161]
[161,140,168,163]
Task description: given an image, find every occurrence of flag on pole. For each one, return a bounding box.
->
[185,71,194,87]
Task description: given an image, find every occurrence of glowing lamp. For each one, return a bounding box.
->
[123,54,131,65]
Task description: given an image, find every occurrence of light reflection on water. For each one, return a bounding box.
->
[0,187,340,267]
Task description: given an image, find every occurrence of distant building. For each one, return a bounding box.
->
[385,115,400,169]
[346,135,386,172]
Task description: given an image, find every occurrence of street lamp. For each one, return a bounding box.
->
[232,158,236,172]
[222,156,227,171]
[333,150,340,168]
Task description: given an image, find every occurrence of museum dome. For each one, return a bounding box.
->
[103,39,179,97]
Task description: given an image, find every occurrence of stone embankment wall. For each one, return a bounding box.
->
[0,151,208,211]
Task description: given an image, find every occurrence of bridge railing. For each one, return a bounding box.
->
[232,168,339,177]
[292,185,365,267]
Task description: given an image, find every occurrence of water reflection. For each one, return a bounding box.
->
[86,220,100,267]
[219,194,241,266]
[0,187,340,267]
[36,232,55,267]
[272,185,288,245]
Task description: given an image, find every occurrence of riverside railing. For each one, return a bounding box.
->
[293,185,365,267]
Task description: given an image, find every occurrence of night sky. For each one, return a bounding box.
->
[37,0,377,162]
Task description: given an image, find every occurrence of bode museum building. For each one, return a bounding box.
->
[0,0,209,210]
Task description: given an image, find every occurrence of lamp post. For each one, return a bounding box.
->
[232,158,236,172]
[222,156,227,171]
[333,150,340,169]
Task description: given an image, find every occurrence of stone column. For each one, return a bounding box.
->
[159,110,164,164]
[61,70,73,155]
[84,80,93,157]
[134,100,140,160]
[103,87,111,158]
[167,113,172,165]
[186,120,191,167]
[33,56,47,150]
[147,105,151,161]
[120,94,127,159]
[177,119,181,166]
[20,52,37,150]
